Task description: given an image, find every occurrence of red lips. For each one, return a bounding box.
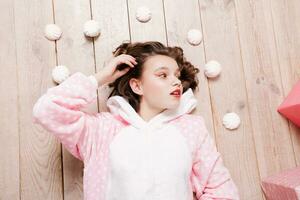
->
[170,88,181,97]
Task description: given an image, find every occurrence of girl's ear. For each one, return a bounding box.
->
[129,78,143,95]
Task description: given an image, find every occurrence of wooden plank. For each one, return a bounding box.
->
[91,0,131,112]
[234,0,297,178]
[197,0,263,199]
[14,0,63,199]
[0,1,19,199]
[53,0,97,199]
[269,0,300,166]
[127,0,167,43]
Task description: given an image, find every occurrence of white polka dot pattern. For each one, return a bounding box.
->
[32,72,116,161]
[178,115,240,200]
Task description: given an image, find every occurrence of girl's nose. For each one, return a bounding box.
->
[172,77,182,86]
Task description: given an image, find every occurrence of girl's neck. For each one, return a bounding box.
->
[138,100,166,122]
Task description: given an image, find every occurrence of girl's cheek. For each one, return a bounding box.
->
[153,79,165,86]
[146,76,168,89]
[147,81,163,92]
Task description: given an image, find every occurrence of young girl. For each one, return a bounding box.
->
[32,41,239,200]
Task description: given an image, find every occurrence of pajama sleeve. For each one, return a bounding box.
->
[191,116,240,200]
[32,72,111,162]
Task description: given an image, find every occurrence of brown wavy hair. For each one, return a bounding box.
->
[108,41,200,112]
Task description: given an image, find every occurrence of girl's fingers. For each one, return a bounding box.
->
[123,57,137,67]
[123,60,134,68]
[116,64,131,77]
[122,54,137,64]
[114,54,137,70]
[116,67,130,76]
[129,58,137,65]
[132,59,138,65]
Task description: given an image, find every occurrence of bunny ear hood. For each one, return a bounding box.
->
[106,88,198,129]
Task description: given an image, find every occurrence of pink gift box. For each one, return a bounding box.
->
[261,166,300,200]
[277,80,300,127]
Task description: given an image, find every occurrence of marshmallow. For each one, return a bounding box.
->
[204,60,222,78]
[187,29,203,45]
[44,24,62,41]
[52,65,70,84]
[136,6,152,23]
[83,20,101,37]
[222,112,241,130]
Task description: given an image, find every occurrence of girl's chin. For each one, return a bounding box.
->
[166,102,180,109]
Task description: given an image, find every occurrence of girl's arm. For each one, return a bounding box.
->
[32,54,137,162]
[32,54,136,162]
[32,72,114,162]
[191,116,240,200]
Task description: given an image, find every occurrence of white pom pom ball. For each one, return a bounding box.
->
[187,29,203,46]
[222,112,241,130]
[204,60,222,78]
[52,65,70,84]
[44,24,62,41]
[83,20,101,37]
[136,6,152,23]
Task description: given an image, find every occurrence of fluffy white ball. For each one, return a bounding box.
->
[187,29,203,45]
[52,65,70,84]
[83,20,101,37]
[222,112,241,130]
[136,6,152,23]
[204,60,222,78]
[44,24,62,41]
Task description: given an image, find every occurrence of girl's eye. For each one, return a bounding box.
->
[158,73,181,79]
[159,73,167,78]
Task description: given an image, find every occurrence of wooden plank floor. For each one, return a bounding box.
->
[1,0,299,199]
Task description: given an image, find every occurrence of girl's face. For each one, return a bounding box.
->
[130,54,183,112]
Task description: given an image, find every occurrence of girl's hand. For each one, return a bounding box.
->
[95,54,137,86]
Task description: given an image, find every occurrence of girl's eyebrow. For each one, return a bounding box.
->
[154,66,180,72]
